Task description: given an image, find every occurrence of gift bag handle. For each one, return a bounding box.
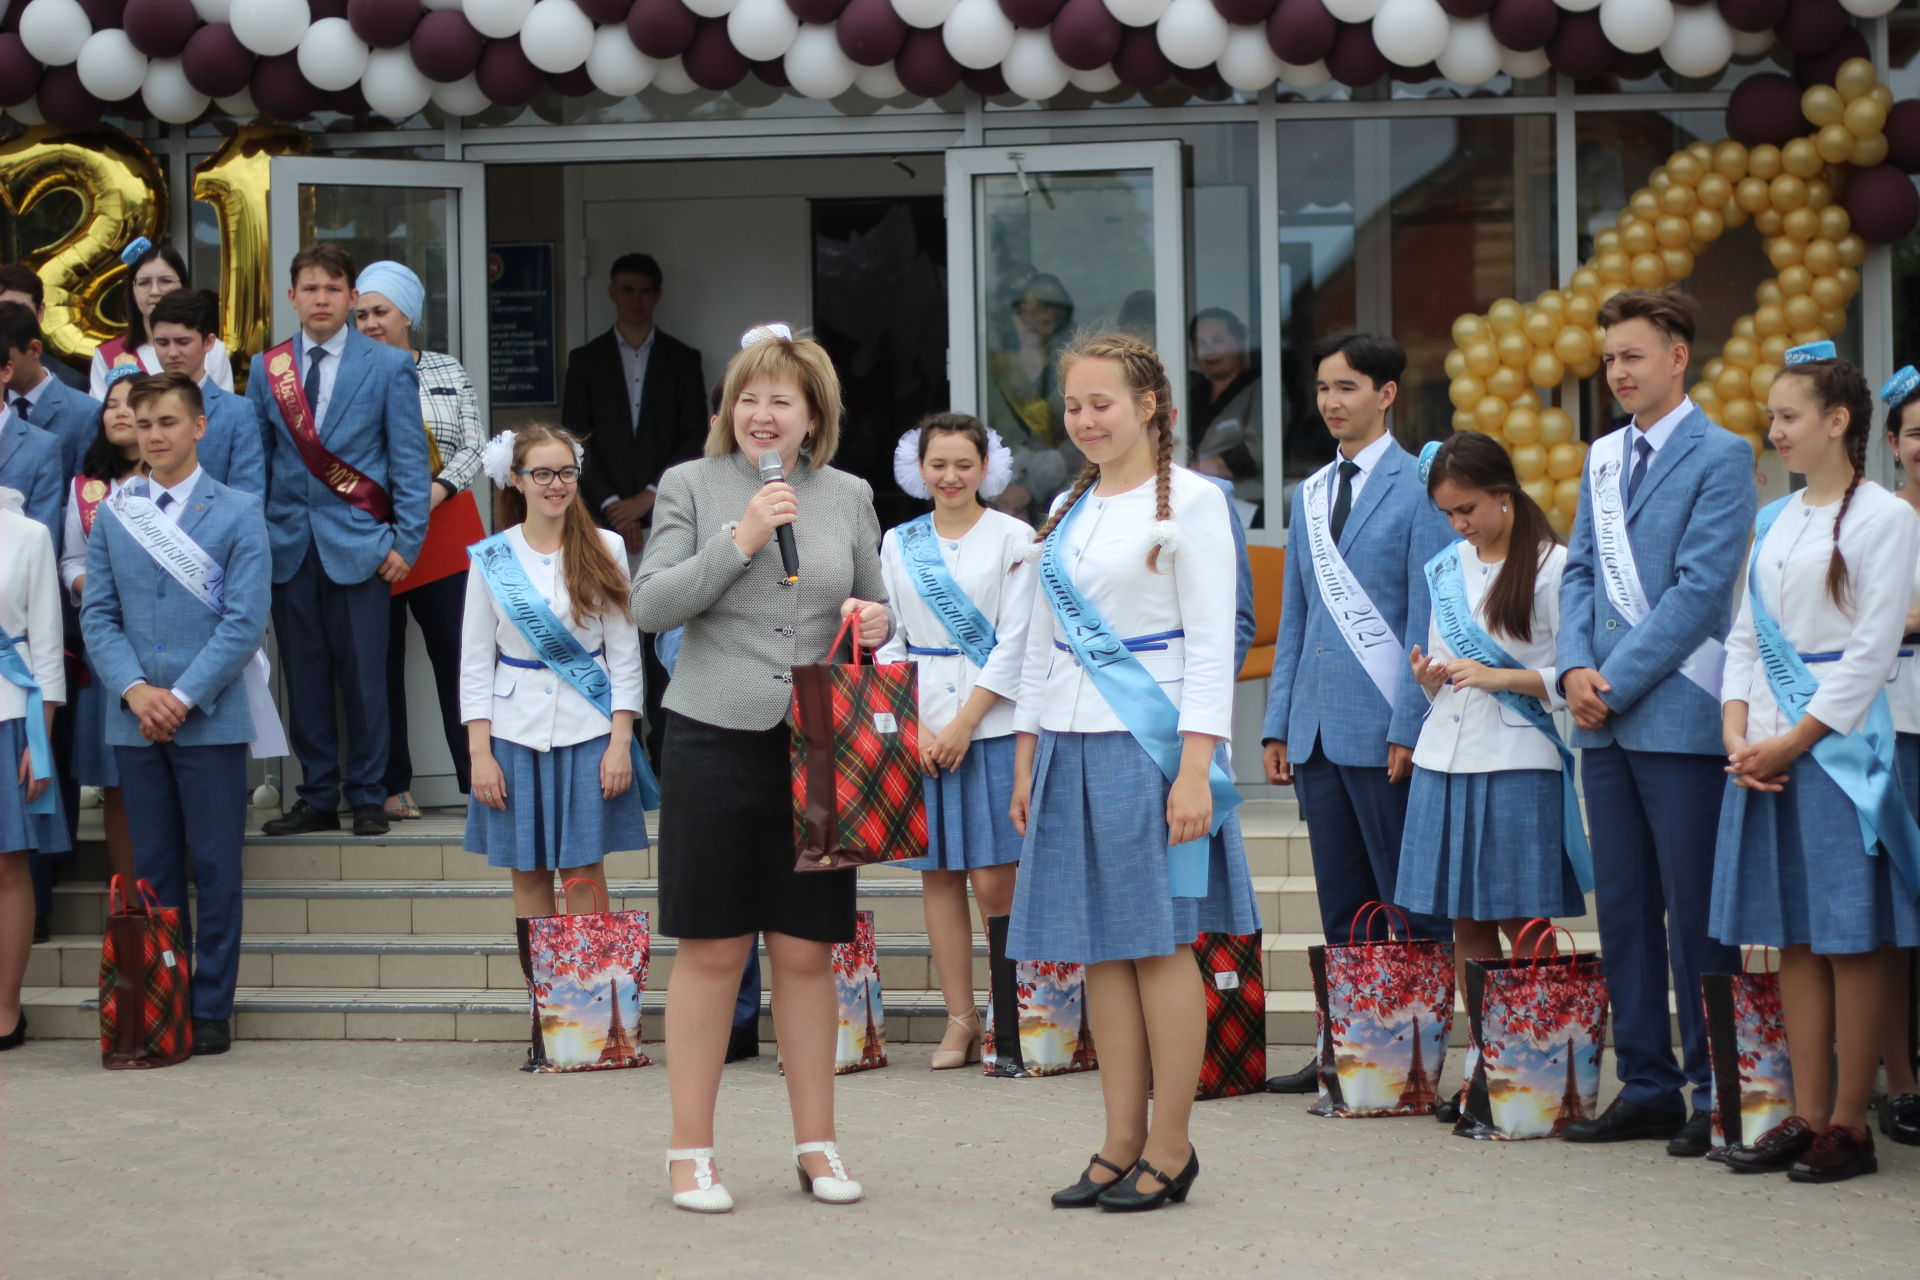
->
[825,614,866,665]
[108,875,163,917]
[1512,917,1560,956]
[1523,923,1575,966]
[1347,901,1410,946]
[1743,945,1778,975]
[560,877,610,916]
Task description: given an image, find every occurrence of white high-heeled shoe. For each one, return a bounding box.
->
[666,1147,734,1214]
[793,1141,863,1204]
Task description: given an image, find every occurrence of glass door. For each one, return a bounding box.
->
[946,143,1185,524]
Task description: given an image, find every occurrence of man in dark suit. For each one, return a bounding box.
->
[562,252,707,766]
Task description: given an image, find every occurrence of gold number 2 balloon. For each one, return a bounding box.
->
[192,124,312,378]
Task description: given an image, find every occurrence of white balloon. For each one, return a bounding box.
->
[362,47,434,117]
[1553,0,1600,11]
[586,23,656,93]
[1277,58,1330,89]
[682,0,736,15]
[1002,28,1069,100]
[1372,0,1448,68]
[785,23,857,97]
[1659,2,1732,79]
[296,17,370,93]
[1067,63,1120,92]
[727,0,799,63]
[1499,45,1550,78]
[1436,16,1500,86]
[1157,0,1229,69]
[1597,0,1672,56]
[943,0,1016,70]
[1729,27,1772,58]
[231,0,311,57]
[18,0,91,66]
[7,97,46,125]
[431,74,493,114]
[891,0,957,28]
[1217,25,1280,92]
[464,0,535,40]
[652,54,698,93]
[854,60,906,98]
[215,88,258,116]
[1102,0,1171,25]
[76,29,148,101]
[520,0,596,72]
[1839,0,1900,15]
[1321,0,1383,21]
[142,58,210,123]
[190,0,232,21]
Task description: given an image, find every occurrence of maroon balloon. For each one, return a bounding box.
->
[1213,0,1278,23]
[1266,0,1334,65]
[896,25,961,96]
[787,0,850,22]
[1488,0,1557,53]
[1715,0,1786,34]
[412,9,484,82]
[1324,21,1387,87]
[999,0,1065,28]
[310,0,351,19]
[1390,59,1438,83]
[1174,61,1224,89]
[578,0,636,21]
[1886,99,1920,175]
[0,35,41,108]
[251,53,324,119]
[1051,0,1121,71]
[349,0,423,48]
[1793,27,1868,89]
[628,0,698,59]
[1615,48,1661,74]
[1115,22,1173,87]
[1844,162,1920,245]
[838,0,906,65]
[962,63,1010,95]
[547,65,596,95]
[329,82,370,116]
[40,67,104,127]
[122,0,199,58]
[183,24,255,96]
[1436,0,1492,15]
[1774,0,1846,56]
[1545,9,1611,79]
[477,37,545,104]
[683,16,747,87]
[74,0,126,26]
[1725,71,1805,147]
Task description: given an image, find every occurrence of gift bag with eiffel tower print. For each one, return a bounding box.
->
[1455,924,1608,1141]
[517,879,652,1073]
[1308,904,1454,1118]
[780,910,887,1075]
[982,915,1097,1078]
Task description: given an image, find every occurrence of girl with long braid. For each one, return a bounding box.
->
[1711,346,1920,1183]
[1008,332,1258,1213]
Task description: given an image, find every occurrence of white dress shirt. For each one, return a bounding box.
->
[121,467,206,709]
[1334,428,1394,506]
[1629,395,1694,452]
[1014,466,1237,740]
[875,507,1036,742]
[0,506,66,720]
[7,367,53,420]
[298,326,350,427]
[1722,482,1920,740]
[460,525,645,751]
[617,327,655,430]
[1412,540,1568,774]
[60,473,134,600]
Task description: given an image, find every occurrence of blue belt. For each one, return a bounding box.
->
[1801,650,1915,663]
[499,647,603,669]
[907,645,962,657]
[1054,628,1184,655]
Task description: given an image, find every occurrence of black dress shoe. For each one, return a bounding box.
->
[1097,1148,1198,1213]
[1560,1096,1687,1143]
[1265,1060,1318,1094]
[191,1019,232,1056]
[32,915,49,944]
[1878,1093,1920,1146]
[262,801,340,836]
[0,1011,26,1051]
[1667,1111,1713,1157]
[1789,1124,1877,1183]
[351,805,390,837]
[1725,1115,1816,1173]
[725,1023,760,1063]
[1051,1153,1130,1209]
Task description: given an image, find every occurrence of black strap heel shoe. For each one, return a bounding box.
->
[1095,1148,1199,1213]
[1050,1153,1129,1208]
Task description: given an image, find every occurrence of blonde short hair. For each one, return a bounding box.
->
[705,329,843,468]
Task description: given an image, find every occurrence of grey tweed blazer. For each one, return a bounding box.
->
[630,450,890,732]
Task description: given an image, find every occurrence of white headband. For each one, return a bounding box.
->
[892,425,1015,501]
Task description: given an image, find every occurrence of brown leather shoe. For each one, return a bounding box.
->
[1724,1115,1815,1174]
[1789,1124,1877,1183]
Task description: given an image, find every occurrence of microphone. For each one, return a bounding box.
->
[758,451,800,584]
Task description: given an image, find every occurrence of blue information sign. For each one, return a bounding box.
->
[488,243,556,406]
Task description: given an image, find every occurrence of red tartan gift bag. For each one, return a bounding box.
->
[98,876,193,1069]
[790,616,927,872]
[1194,930,1266,1100]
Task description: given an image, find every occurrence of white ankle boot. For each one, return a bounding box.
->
[666,1147,734,1214]
[793,1141,863,1204]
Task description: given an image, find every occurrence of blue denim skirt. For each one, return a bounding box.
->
[896,732,1022,871]
[463,736,648,872]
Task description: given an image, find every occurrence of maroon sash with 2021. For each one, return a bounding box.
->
[264,340,393,522]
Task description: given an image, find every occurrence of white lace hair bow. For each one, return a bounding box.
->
[741,323,794,348]
[481,429,583,489]
[893,426,1015,500]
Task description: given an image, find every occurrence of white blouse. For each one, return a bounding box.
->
[459,525,645,752]
[0,508,66,722]
[58,474,134,603]
[875,507,1036,742]
[1413,540,1568,775]
[90,339,234,398]
[1722,482,1920,741]
[1014,466,1237,740]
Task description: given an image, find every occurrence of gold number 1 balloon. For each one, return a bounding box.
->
[192,124,312,378]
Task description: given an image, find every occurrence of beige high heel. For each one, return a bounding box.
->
[930,1009,982,1070]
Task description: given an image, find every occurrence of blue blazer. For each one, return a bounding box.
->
[1201,471,1257,672]
[1262,438,1453,765]
[198,380,268,498]
[80,474,271,749]
[0,418,65,539]
[250,328,429,586]
[1556,404,1755,756]
[29,375,102,482]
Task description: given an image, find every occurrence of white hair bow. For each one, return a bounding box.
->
[740,323,794,349]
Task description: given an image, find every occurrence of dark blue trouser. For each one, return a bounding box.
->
[1294,746,1449,942]
[116,741,248,1021]
[272,543,391,811]
[1582,743,1739,1115]
[734,945,761,1029]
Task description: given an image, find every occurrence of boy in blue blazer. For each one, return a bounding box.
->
[1261,333,1454,1091]
[1556,290,1751,1155]
[149,289,265,497]
[250,244,428,838]
[0,302,100,481]
[80,372,271,1055]
[0,334,65,539]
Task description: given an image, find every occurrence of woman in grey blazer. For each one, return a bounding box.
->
[632,326,888,1213]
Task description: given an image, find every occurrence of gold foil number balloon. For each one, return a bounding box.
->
[192,125,312,379]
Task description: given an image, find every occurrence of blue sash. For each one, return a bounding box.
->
[0,628,55,815]
[469,533,660,810]
[1424,546,1593,892]
[896,514,997,668]
[1038,491,1240,898]
[1746,497,1920,894]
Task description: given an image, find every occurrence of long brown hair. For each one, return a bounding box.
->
[1424,431,1560,643]
[494,424,629,621]
[1032,332,1177,572]
[1775,359,1872,608]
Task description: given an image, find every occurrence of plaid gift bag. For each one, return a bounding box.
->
[517,879,652,1074]
[1704,951,1794,1149]
[1456,923,1609,1141]
[1308,904,1455,1118]
[1194,931,1266,1100]
[982,914,1097,1078]
[790,617,927,872]
[98,876,193,1070]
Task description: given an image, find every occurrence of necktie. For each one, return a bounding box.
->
[305,345,327,415]
[156,491,174,513]
[1625,435,1652,506]
[10,396,28,422]
[1329,459,1360,543]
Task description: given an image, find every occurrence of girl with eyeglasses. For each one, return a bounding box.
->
[89,243,235,398]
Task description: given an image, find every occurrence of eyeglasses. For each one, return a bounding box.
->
[515,466,580,486]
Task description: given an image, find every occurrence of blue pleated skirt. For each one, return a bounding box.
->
[0,716,71,856]
[1007,730,1260,965]
[71,666,118,788]
[1395,766,1584,922]
[1898,731,1919,820]
[1710,755,1920,954]
[462,736,649,872]
[896,732,1022,871]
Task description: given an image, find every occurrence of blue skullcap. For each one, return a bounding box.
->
[355,260,426,326]
[1417,438,1443,484]
[1784,340,1837,365]
[1881,365,1920,409]
[102,364,145,391]
[119,237,152,267]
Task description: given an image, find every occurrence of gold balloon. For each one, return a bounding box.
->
[1715,365,1749,402]
[1453,410,1479,434]
[1781,138,1824,179]
[1464,340,1499,377]
[1661,247,1694,281]
[1749,362,1782,399]
[1818,205,1852,241]
[1546,442,1584,481]
[1852,134,1890,168]
[1693,384,1718,414]
[1754,304,1788,338]
[1621,219,1658,255]
[1781,206,1820,241]
[1836,261,1863,292]
[1474,395,1509,432]
[1497,330,1533,368]
[1523,307,1560,348]
[1790,327,1829,347]
[1535,290,1568,322]
[1512,443,1548,480]
[1777,265,1813,298]
[1594,228,1623,255]
[1649,167,1671,191]
[1695,173,1733,211]
[1565,291,1599,328]
[1835,57,1877,103]
[0,125,169,365]
[1554,477,1583,514]
[1597,250,1631,283]
[1753,208,1786,237]
[1804,178,1834,211]
[1820,309,1848,334]
[1837,235,1867,269]
[1488,365,1528,401]
[1521,477,1555,509]
[1754,280,1783,309]
[192,125,313,376]
[1659,183,1697,216]
[1872,83,1895,111]
[1810,275,1848,312]
[1816,123,1856,165]
[1723,397,1759,433]
[1629,252,1666,288]
[1724,335,1759,369]
[1452,314,1491,348]
[1488,297,1526,332]
[1723,202,1751,230]
[1444,348,1468,380]
[1802,84,1845,128]
[1687,140,1715,166]
[1690,206,1725,243]
[1735,176,1772,213]
[1766,236,1803,270]
[1769,173,1809,211]
[1653,214,1691,249]
[1504,407,1542,445]
[1748,144,1784,180]
[1568,267,1604,299]
[1844,96,1887,139]
[1733,315,1757,340]
[1540,408,1575,445]
[1514,388,1543,411]
[1528,350,1565,388]
[1554,324,1594,368]
[1449,375,1486,411]
[1667,152,1705,187]
[1759,333,1790,366]
[1547,506,1574,535]
[1713,140,1750,180]
[1628,188,1662,222]
[1702,357,1726,380]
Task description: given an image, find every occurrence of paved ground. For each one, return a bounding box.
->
[4,1039,1916,1280]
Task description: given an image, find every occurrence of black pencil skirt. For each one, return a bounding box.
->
[656,710,856,943]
